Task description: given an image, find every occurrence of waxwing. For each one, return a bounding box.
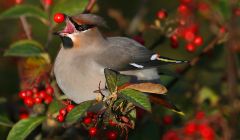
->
[54,13,187,104]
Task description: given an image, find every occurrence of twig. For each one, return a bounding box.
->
[83,0,96,13]
[166,36,220,88]
[20,16,32,40]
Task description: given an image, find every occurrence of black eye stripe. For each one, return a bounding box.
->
[69,17,95,32]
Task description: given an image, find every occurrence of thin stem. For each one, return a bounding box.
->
[20,16,32,40]
[167,36,220,88]
[83,0,96,13]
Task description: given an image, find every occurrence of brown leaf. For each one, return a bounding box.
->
[120,83,167,94]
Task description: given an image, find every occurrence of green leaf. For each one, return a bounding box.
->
[128,109,136,129]
[150,94,184,116]
[4,40,44,57]
[116,74,131,86]
[7,116,45,140]
[66,100,93,124]
[104,69,118,93]
[51,0,88,23]
[0,5,48,21]
[104,68,132,93]
[119,89,151,112]
[47,99,65,114]
[0,115,13,127]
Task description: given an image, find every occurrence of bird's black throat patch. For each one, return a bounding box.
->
[60,36,73,49]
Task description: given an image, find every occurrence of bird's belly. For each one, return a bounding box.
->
[54,59,106,104]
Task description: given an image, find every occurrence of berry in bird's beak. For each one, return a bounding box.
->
[53,13,76,35]
[53,13,65,23]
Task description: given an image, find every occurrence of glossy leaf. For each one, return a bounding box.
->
[7,116,45,140]
[104,68,118,93]
[149,94,184,115]
[4,40,44,57]
[51,0,88,23]
[66,100,93,124]
[119,89,151,112]
[0,5,47,21]
[104,68,132,94]
[47,99,65,114]
[0,115,13,127]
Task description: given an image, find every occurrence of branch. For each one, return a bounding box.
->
[166,36,220,88]
[83,0,96,13]
[20,16,32,40]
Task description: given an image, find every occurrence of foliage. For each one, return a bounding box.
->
[0,0,239,139]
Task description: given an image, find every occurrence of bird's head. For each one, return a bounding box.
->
[54,13,107,49]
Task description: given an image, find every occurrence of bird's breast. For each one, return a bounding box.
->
[54,49,106,103]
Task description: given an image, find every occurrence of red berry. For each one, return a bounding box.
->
[185,43,196,52]
[162,130,179,140]
[19,113,29,119]
[157,10,168,20]
[89,127,97,137]
[109,119,117,126]
[170,35,179,49]
[193,36,203,46]
[178,4,189,16]
[234,8,240,16]
[43,0,53,6]
[198,124,215,140]
[219,26,227,34]
[106,130,118,140]
[184,122,197,135]
[25,90,33,97]
[19,91,27,99]
[184,30,195,42]
[24,97,34,107]
[15,0,23,4]
[57,114,64,122]
[66,104,75,112]
[59,108,67,116]
[54,13,65,23]
[34,97,42,104]
[83,117,92,125]
[46,86,54,95]
[39,91,47,98]
[196,111,205,120]
[32,87,38,93]
[44,95,53,104]
[162,115,173,125]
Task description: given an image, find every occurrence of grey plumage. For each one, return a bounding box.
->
[54,14,186,103]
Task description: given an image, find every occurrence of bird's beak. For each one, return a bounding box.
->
[53,14,77,36]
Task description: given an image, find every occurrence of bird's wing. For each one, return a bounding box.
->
[95,37,187,71]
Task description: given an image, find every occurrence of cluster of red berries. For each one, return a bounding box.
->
[169,0,206,52]
[88,127,118,140]
[81,112,118,139]
[56,104,75,122]
[184,122,215,140]
[19,85,54,107]
[162,111,215,140]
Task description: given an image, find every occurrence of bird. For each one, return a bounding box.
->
[53,13,187,104]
